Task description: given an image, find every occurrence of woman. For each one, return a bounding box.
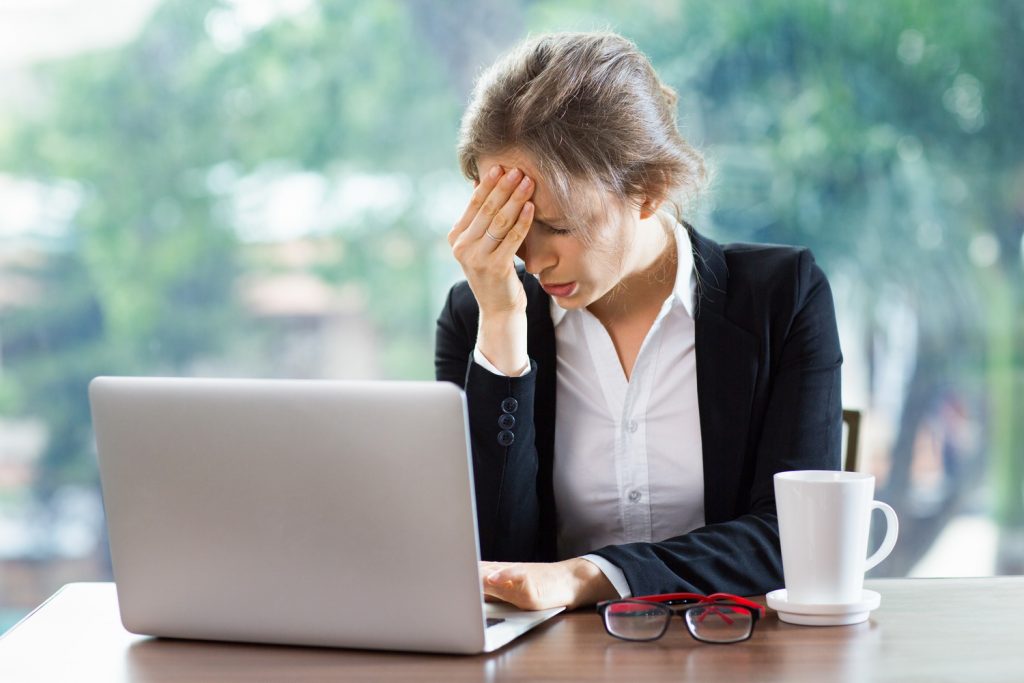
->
[435,31,842,611]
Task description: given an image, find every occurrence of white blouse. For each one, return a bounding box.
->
[474,217,705,597]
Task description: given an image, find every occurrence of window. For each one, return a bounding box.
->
[2,0,1021,630]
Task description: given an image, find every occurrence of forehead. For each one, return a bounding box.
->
[476,150,563,223]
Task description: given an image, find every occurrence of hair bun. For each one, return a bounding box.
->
[660,82,679,113]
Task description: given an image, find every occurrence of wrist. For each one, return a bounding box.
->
[477,310,528,376]
[478,307,527,326]
[563,558,617,609]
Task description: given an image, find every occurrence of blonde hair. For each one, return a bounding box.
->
[457,30,708,239]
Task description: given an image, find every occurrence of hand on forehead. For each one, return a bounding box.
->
[476,151,561,225]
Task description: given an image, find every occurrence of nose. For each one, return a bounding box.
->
[517,230,557,276]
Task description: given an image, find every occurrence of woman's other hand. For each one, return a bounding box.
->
[478,559,618,611]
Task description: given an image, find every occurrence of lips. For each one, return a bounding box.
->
[541,282,577,297]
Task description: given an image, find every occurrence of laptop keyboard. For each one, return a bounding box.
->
[486,618,506,628]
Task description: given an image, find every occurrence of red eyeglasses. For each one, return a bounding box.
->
[596,592,765,644]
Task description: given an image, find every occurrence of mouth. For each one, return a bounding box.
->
[541,282,577,298]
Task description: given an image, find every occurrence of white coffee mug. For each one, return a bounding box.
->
[774,470,898,605]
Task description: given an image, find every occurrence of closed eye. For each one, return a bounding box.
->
[539,222,571,236]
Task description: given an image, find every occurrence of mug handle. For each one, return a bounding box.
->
[865,500,899,571]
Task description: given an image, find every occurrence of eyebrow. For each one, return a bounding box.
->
[534,214,564,224]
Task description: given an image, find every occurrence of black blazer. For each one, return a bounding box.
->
[434,226,842,597]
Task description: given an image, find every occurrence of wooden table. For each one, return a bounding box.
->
[1,577,1021,682]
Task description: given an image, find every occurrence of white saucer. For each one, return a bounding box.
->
[765,588,881,626]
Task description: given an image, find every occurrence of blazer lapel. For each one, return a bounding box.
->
[689,228,760,524]
[522,268,559,560]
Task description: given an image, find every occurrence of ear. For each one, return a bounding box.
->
[639,196,665,219]
[638,169,672,218]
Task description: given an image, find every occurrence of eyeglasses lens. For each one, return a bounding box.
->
[604,602,669,640]
[685,604,754,643]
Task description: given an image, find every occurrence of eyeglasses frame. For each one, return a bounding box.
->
[596,592,766,644]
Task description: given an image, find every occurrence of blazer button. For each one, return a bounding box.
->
[501,397,519,414]
[497,430,515,447]
[498,413,516,430]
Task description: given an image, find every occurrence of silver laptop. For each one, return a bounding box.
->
[88,376,563,654]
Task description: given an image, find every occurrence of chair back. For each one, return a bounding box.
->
[842,409,861,472]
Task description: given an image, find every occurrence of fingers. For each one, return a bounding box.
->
[455,166,534,250]
[469,167,518,240]
[482,565,557,612]
[480,562,578,611]
[479,561,519,604]
[496,173,534,235]
[445,164,535,316]
[449,165,503,246]
[483,567,527,605]
[479,561,511,579]
[493,200,534,260]
[472,170,534,246]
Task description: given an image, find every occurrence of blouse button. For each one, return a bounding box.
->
[628,490,642,503]
[497,430,515,447]
[498,413,516,430]
[501,397,519,414]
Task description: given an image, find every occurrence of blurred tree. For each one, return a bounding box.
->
[508,0,1023,571]
[0,0,1021,577]
[0,0,465,499]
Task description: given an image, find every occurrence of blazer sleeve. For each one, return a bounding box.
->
[435,282,542,561]
[590,251,843,597]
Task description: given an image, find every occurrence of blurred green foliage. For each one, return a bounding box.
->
[0,0,1021,573]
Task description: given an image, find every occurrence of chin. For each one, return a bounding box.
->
[555,290,593,309]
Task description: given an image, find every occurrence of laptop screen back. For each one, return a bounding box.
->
[90,377,487,653]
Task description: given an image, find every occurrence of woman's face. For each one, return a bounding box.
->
[476,149,648,311]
